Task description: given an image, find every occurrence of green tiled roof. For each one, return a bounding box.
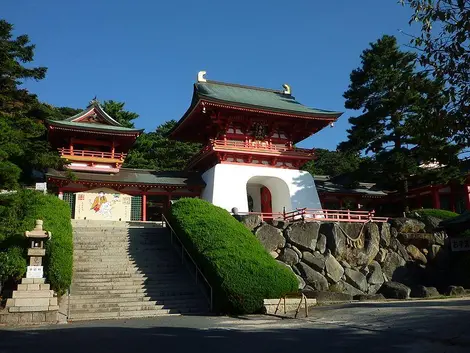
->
[196,81,342,117]
[47,120,143,133]
[47,168,205,187]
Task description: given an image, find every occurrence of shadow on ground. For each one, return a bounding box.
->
[2,299,470,353]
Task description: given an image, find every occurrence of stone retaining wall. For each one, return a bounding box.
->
[239,215,453,299]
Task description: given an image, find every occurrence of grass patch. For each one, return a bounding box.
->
[411,208,459,220]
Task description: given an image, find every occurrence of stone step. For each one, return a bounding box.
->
[69,290,198,300]
[73,243,170,248]
[73,273,147,280]
[71,287,199,296]
[68,293,201,304]
[72,274,181,282]
[71,277,186,287]
[73,256,177,263]
[73,228,165,233]
[69,304,205,319]
[73,228,165,234]
[74,262,181,273]
[73,234,166,239]
[69,296,153,304]
[73,247,171,253]
[73,268,181,275]
[71,284,198,295]
[68,309,176,321]
[69,298,207,311]
[71,280,192,291]
[68,223,206,320]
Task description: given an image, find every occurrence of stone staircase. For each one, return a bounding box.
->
[68,220,209,321]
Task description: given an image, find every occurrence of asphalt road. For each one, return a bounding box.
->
[1,298,470,353]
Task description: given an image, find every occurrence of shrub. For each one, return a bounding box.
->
[0,247,27,284]
[411,208,459,220]
[0,190,72,295]
[169,198,298,314]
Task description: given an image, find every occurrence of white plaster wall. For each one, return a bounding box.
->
[246,184,262,212]
[200,164,322,213]
[200,166,216,203]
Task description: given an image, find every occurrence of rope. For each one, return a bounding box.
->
[337,220,372,249]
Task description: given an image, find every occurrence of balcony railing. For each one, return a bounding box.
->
[59,148,126,160]
[211,139,314,156]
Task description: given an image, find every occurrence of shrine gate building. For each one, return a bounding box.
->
[46,72,342,221]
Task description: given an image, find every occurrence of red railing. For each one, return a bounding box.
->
[239,208,388,223]
[59,148,126,160]
[212,139,314,156]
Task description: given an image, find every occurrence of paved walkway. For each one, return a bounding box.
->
[1,298,470,353]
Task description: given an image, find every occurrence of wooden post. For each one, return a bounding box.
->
[142,193,147,221]
[111,140,115,159]
[432,187,441,209]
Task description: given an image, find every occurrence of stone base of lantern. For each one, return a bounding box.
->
[0,278,58,325]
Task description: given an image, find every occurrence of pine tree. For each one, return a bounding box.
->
[0,20,60,189]
[401,0,470,147]
[339,35,460,211]
[102,100,139,128]
[124,120,201,171]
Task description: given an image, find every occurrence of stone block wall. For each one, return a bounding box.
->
[239,216,452,298]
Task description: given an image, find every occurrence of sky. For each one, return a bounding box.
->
[3,0,418,150]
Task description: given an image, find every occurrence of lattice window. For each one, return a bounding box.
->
[131,196,142,221]
[63,192,76,218]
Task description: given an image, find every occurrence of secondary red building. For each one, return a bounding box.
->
[46,99,204,221]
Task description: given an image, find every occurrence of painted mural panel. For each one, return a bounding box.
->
[75,188,132,221]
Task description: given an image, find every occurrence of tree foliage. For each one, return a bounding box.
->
[124,120,200,171]
[0,20,63,189]
[301,148,365,177]
[338,35,460,209]
[102,100,139,128]
[401,0,470,146]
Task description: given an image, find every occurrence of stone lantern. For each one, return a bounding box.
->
[25,220,51,279]
[1,220,58,325]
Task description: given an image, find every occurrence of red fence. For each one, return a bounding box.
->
[238,208,388,223]
[59,148,126,160]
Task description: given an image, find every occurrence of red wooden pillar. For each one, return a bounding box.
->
[111,140,115,159]
[142,193,147,221]
[432,187,441,209]
[465,185,470,210]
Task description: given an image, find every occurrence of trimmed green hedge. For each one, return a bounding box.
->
[0,190,72,295]
[169,198,298,314]
[411,208,459,220]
